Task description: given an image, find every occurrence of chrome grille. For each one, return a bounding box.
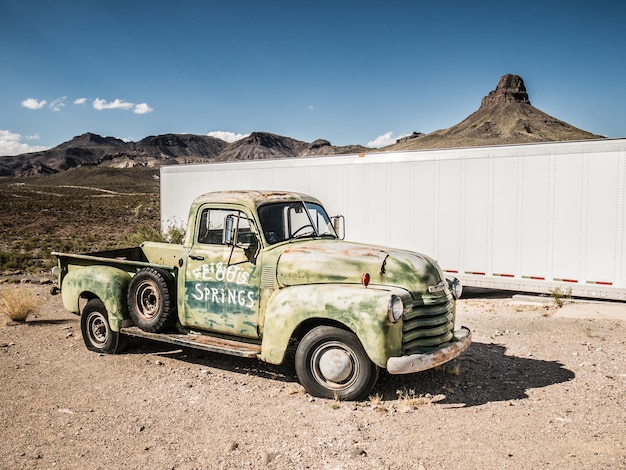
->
[402,293,454,354]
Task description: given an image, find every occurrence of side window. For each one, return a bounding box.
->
[197,208,256,248]
[197,208,225,244]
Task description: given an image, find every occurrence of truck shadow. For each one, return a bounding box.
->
[376,342,575,407]
[22,318,77,326]
[123,336,298,382]
[123,338,575,407]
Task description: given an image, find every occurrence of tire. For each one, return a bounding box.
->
[81,299,126,354]
[295,326,379,401]
[127,267,177,333]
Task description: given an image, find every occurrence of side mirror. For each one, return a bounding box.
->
[331,215,345,240]
[222,215,236,245]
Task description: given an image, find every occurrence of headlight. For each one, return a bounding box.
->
[447,277,463,299]
[388,296,404,323]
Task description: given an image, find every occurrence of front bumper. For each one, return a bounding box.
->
[386,327,471,374]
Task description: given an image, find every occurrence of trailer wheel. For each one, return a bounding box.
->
[295,326,379,401]
[127,267,177,333]
[81,299,126,354]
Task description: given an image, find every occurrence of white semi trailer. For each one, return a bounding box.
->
[161,138,626,300]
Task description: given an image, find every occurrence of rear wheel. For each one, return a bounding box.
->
[295,326,379,401]
[127,267,176,333]
[81,299,126,354]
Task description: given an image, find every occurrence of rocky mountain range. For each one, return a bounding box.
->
[0,131,369,178]
[0,74,604,177]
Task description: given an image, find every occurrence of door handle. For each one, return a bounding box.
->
[189,255,205,261]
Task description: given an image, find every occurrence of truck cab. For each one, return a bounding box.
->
[180,191,342,337]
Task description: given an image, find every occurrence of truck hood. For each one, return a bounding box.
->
[276,240,444,296]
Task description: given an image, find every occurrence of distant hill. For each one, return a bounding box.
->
[0,131,369,177]
[385,74,603,151]
[0,74,604,177]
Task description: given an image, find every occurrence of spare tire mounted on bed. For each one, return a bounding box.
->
[127,267,177,333]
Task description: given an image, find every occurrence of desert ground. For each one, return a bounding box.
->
[1,282,624,470]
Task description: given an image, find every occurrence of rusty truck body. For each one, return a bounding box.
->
[53,190,470,400]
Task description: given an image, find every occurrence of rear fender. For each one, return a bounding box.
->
[260,284,406,368]
[61,266,131,332]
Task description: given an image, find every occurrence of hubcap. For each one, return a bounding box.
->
[311,341,359,389]
[318,348,353,383]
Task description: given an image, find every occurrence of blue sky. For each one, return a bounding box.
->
[1,0,625,156]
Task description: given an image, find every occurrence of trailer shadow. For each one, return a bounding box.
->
[123,337,575,407]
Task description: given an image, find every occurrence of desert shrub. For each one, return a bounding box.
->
[549,286,572,307]
[0,288,44,322]
[122,224,165,246]
[0,249,35,272]
[163,224,185,244]
[122,222,186,246]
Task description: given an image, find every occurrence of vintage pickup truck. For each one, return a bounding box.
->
[52,190,470,400]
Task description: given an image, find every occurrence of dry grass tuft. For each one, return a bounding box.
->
[0,288,44,322]
[396,388,446,411]
[285,386,306,396]
[368,393,383,405]
[368,393,389,412]
[329,392,341,409]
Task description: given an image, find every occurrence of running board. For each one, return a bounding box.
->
[120,326,262,358]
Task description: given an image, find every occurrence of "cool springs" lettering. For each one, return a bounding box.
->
[190,283,256,309]
[191,262,250,285]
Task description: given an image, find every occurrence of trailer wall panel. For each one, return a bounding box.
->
[161,139,626,300]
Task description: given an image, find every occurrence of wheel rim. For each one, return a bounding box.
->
[135,279,161,320]
[86,311,109,348]
[310,341,360,391]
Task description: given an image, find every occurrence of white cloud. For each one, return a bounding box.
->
[21,96,153,115]
[93,98,134,111]
[92,98,153,114]
[0,130,49,156]
[207,131,250,143]
[49,97,66,112]
[308,104,318,111]
[367,131,409,148]
[21,98,47,110]
[133,103,153,114]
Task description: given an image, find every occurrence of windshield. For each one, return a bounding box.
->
[257,201,337,245]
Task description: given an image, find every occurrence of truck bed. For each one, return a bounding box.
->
[53,242,181,274]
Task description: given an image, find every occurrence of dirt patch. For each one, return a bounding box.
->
[1,285,624,469]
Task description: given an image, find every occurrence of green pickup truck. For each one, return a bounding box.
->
[52,190,470,400]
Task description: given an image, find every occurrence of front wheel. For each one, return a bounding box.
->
[81,299,126,354]
[295,326,379,401]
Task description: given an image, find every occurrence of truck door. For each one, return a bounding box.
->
[182,206,261,338]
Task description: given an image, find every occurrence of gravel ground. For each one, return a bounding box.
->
[1,284,624,469]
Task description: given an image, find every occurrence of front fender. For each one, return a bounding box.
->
[61,266,131,332]
[260,284,406,368]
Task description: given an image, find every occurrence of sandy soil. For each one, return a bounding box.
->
[1,284,624,469]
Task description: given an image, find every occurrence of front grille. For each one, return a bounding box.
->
[401,293,454,355]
